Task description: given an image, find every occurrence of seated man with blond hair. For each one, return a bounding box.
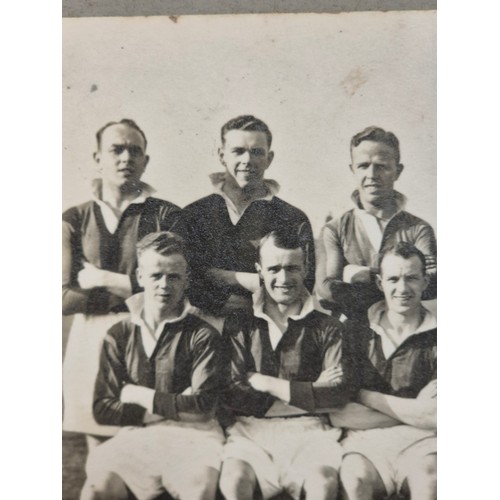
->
[81,232,224,500]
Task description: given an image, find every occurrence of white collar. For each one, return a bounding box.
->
[352,189,407,216]
[91,178,156,204]
[126,293,195,357]
[91,179,156,233]
[368,300,437,338]
[252,286,315,322]
[252,286,314,349]
[126,292,194,326]
[209,172,280,200]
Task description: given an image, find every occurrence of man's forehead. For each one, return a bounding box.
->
[260,242,304,264]
[380,254,423,275]
[351,140,397,159]
[101,124,146,147]
[224,129,269,148]
[139,250,187,269]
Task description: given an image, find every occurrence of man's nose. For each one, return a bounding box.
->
[119,148,131,162]
[158,275,168,287]
[277,268,289,281]
[366,164,378,177]
[240,151,251,163]
[396,278,409,292]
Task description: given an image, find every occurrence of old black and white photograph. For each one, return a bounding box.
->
[60,5,441,500]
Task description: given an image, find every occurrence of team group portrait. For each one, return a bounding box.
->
[62,11,437,500]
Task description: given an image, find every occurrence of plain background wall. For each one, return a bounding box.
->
[63,11,436,236]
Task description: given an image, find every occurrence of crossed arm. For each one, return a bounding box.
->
[328,380,437,430]
[93,329,220,426]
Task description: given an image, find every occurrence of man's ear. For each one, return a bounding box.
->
[93,151,102,173]
[255,262,264,279]
[396,163,404,179]
[266,150,274,168]
[144,155,150,169]
[218,147,226,167]
[423,272,430,291]
[136,267,143,288]
[376,274,383,292]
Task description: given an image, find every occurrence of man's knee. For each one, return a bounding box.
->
[340,454,385,499]
[302,465,339,499]
[219,458,257,500]
[403,453,437,500]
[81,471,129,500]
[173,466,220,500]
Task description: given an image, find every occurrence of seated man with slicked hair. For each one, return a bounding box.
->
[81,232,224,500]
[317,126,437,319]
[180,115,315,317]
[219,229,355,500]
[330,242,437,500]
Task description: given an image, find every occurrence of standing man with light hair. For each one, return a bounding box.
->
[180,115,315,317]
[219,229,354,500]
[318,126,436,318]
[81,231,224,500]
[329,242,437,500]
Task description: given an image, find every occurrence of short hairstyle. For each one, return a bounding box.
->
[221,115,273,149]
[378,242,426,275]
[350,126,401,164]
[136,231,187,262]
[95,119,148,151]
[257,229,304,263]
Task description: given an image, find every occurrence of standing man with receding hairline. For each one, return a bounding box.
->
[62,119,181,447]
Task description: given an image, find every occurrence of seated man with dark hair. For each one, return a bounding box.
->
[219,229,354,500]
[180,115,315,317]
[329,242,437,500]
[317,126,436,319]
[81,232,224,500]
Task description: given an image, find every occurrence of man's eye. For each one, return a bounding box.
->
[251,149,264,156]
[129,147,143,157]
[111,146,125,154]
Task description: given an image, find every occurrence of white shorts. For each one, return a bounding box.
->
[223,416,343,500]
[342,425,437,496]
[86,420,224,500]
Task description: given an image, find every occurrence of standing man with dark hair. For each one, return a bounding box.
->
[62,119,181,445]
[180,115,315,317]
[329,242,437,500]
[81,231,224,500]
[219,229,353,500]
[317,126,437,318]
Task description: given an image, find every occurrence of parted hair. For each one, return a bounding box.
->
[136,231,187,261]
[221,115,273,148]
[95,119,148,151]
[378,241,426,275]
[350,126,401,164]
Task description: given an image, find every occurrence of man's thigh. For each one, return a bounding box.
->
[341,427,435,497]
[87,424,224,500]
